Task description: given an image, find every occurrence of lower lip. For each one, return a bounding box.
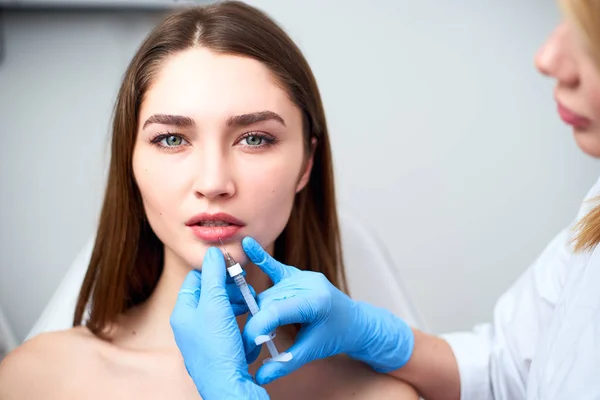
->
[557,103,591,129]
[188,224,243,242]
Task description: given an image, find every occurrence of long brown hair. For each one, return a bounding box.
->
[564,0,600,252]
[74,1,345,336]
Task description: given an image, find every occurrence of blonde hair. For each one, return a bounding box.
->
[561,0,600,67]
[564,0,600,252]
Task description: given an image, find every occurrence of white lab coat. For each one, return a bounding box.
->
[442,176,600,400]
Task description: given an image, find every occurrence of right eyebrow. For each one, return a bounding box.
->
[226,111,286,128]
[142,114,195,129]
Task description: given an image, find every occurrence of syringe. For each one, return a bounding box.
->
[219,239,292,364]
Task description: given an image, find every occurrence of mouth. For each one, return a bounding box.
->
[185,212,245,242]
[556,101,591,129]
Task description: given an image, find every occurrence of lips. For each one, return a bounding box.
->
[185,212,245,242]
[557,102,591,129]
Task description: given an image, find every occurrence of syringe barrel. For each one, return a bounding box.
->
[233,274,260,315]
[230,268,286,362]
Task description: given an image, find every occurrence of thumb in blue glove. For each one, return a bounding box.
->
[241,237,415,386]
[170,247,269,400]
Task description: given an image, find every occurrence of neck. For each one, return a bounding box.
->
[119,245,273,351]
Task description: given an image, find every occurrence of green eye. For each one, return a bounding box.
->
[235,132,276,149]
[245,135,263,146]
[166,135,182,146]
[150,133,189,150]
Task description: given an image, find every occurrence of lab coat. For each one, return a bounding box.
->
[442,176,600,400]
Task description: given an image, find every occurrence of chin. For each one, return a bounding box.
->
[574,130,600,158]
[178,240,252,270]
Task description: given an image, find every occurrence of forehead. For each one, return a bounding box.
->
[141,47,295,121]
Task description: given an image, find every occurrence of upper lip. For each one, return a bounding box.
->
[185,212,245,226]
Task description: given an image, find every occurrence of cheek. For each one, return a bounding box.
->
[588,89,600,120]
[581,78,600,157]
[582,61,600,120]
[132,146,189,238]
[238,151,304,245]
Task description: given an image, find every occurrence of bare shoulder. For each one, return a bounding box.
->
[274,354,419,400]
[321,355,419,400]
[0,327,101,399]
[363,370,420,400]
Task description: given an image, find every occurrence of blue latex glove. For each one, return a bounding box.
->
[170,247,269,400]
[241,237,415,385]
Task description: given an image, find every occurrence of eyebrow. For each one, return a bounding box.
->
[143,114,195,129]
[226,111,286,128]
[142,110,286,130]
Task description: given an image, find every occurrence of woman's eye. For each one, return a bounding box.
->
[149,133,190,151]
[150,134,189,148]
[238,133,277,148]
[242,135,264,146]
[163,135,184,146]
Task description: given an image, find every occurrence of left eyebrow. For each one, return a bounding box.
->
[226,111,286,128]
[142,114,195,129]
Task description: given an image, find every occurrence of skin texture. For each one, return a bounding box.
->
[0,48,419,400]
[133,47,312,273]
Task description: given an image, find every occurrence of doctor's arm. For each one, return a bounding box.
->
[395,227,574,400]
[242,225,573,400]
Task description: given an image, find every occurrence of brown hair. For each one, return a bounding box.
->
[73,1,346,336]
[564,0,600,252]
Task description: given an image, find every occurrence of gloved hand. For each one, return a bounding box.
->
[241,237,415,385]
[170,247,269,400]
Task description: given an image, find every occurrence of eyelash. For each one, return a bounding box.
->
[148,131,278,152]
[235,132,278,149]
[149,132,191,152]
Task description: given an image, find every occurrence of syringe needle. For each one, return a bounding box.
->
[218,237,235,266]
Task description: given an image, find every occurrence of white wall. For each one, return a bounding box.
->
[1,0,598,341]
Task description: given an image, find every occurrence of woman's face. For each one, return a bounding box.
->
[535,18,600,157]
[133,47,313,269]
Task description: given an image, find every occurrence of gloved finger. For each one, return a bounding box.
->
[199,247,229,307]
[244,314,262,364]
[231,303,250,316]
[170,269,202,327]
[228,282,255,316]
[242,297,311,359]
[242,236,291,284]
[255,287,293,313]
[227,281,256,307]
[182,269,253,315]
[179,269,252,314]
[245,342,262,365]
[255,328,320,385]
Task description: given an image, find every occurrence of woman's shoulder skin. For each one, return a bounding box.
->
[0,327,99,400]
[316,355,419,400]
[0,325,200,400]
[0,327,418,400]
[264,354,419,400]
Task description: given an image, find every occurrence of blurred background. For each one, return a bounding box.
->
[1,0,598,353]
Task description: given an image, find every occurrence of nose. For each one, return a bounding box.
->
[535,22,579,87]
[193,149,235,201]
